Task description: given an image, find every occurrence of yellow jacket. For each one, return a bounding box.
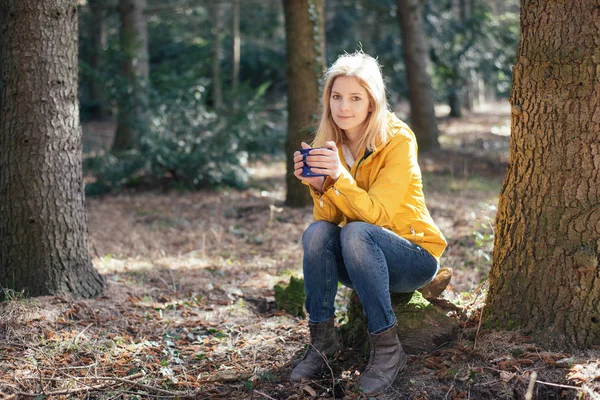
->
[308,112,447,261]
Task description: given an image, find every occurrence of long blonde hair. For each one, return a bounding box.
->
[312,52,391,153]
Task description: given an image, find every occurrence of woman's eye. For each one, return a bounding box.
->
[352,96,361,101]
[332,94,340,100]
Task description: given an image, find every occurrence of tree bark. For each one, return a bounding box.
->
[88,0,109,120]
[0,7,3,119]
[448,88,462,118]
[112,0,149,152]
[231,0,240,111]
[210,0,223,111]
[483,0,600,350]
[0,0,104,299]
[396,0,439,151]
[282,0,325,208]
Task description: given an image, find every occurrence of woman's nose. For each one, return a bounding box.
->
[338,99,349,111]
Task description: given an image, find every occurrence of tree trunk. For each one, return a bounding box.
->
[282,0,325,208]
[210,1,223,111]
[483,0,600,350]
[460,0,474,112]
[88,0,109,120]
[231,0,240,111]
[342,291,458,355]
[0,0,104,299]
[448,87,462,118]
[0,7,3,119]
[396,0,439,151]
[112,0,148,152]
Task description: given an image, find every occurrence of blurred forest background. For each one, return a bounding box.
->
[79,0,519,195]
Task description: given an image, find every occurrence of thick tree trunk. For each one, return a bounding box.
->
[0,0,104,299]
[88,0,109,120]
[396,0,439,151]
[282,0,324,208]
[0,8,3,119]
[483,0,600,350]
[112,0,148,152]
[231,0,240,111]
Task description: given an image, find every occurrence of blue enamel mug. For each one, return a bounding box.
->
[300,148,328,177]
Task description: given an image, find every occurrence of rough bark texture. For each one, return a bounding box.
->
[483,0,600,350]
[282,0,324,207]
[88,0,109,119]
[0,8,3,118]
[0,0,105,298]
[342,291,458,355]
[396,0,439,151]
[113,0,148,152]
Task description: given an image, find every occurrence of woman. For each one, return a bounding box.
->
[290,52,447,395]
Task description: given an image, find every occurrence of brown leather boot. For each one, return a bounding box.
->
[290,316,341,382]
[359,323,407,395]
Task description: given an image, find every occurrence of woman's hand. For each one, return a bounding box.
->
[293,141,344,193]
[306,141,344,181]
[293,142,325,192]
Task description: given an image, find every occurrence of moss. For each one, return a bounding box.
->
[341,290,457,354]
[273,276,306,318]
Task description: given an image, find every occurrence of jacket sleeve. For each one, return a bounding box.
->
[323,138,415,227]
[308,179,344,224]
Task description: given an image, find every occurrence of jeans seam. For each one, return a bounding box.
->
[365,228,395,334]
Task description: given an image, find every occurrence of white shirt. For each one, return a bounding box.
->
[342,144,356,169]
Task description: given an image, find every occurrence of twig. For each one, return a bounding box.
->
[525,371,537,400]
[57,362,98,371]
[196,372,254,383]
[73,323,94,345]
[16,382,110,397]
[534,378,584,391]
[473,309,484,351]
[18,372,193,397]
[90,376,188,396]
[253,390,277,400]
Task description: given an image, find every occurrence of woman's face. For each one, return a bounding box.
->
[329,76,372,139]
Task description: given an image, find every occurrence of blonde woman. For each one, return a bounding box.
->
[291,52,447,395]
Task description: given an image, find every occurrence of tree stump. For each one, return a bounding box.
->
[341,290,459,355]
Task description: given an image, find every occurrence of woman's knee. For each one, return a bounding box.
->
[340,222,374,249]
[302,220,340,254]
[340,222,378,265]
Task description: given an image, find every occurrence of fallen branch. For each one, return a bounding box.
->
[253,390,277,400]
[196,371,254,383]
[18,372,192,397]
[17,382,110,397]
[534,378,584,391]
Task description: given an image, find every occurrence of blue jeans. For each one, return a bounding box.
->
[302,221,439,334]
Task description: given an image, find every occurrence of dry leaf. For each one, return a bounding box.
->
[301,384,317,397]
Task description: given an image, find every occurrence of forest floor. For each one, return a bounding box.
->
[2,103,600,400]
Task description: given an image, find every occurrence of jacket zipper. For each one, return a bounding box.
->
[353,153,368,180]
